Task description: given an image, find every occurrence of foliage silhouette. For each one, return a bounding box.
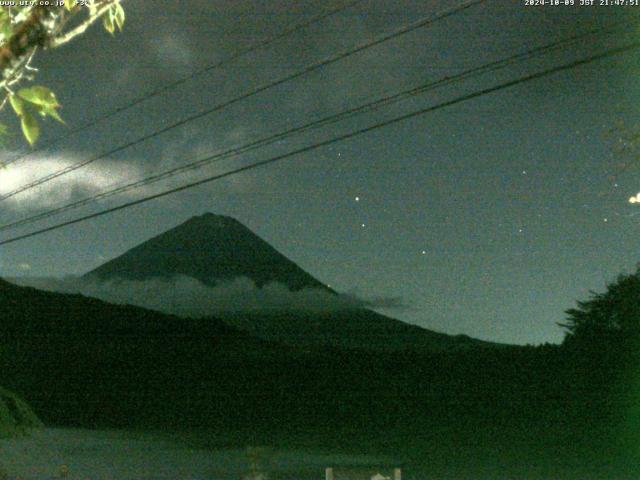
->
[561,267,640,350]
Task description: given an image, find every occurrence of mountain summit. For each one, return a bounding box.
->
[85,213,328,291]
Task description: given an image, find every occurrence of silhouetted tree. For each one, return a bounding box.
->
[560,268,640,350]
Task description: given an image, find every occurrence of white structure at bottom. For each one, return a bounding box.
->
[325,466,401,480]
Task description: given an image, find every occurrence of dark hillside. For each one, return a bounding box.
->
[0,278,635,477]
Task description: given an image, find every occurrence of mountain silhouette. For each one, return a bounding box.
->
[83,213,500,352]
[85,213,328,291]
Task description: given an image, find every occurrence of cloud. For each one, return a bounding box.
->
[10,275,404,317]
[0,152,143,212]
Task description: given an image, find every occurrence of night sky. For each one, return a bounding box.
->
[0,0,639,345]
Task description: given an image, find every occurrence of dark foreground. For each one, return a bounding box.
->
[0,280,638,479]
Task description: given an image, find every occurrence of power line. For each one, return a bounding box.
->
[0,0,365,169]
[0,0,487,202]
[0,21,629,234]
[1,41,637,247]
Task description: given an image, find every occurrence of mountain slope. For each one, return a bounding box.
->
[82,213,500,352]
[222,309,495,352]
[85,213,328,291]
[0,277,509,438]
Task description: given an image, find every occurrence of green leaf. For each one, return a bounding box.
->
[18,86,59,108]
[9,94,24,117]
[29,101,65,124]
[42,105,65,124]
[64,0,74,11]
[20,111,39,146]
[113,2,125,31]
[103,12,115,34]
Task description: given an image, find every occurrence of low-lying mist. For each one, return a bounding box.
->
[10,275,404,318]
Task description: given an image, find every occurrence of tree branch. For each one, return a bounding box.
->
[0,6,63,82]
[0,2,121,90]
[50,1,117,48]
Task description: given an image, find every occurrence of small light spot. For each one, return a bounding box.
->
[421,250,427,255]
[604,218,608,223]
[361,223,366,228]
[518,228,523,233]
[354,196,360,202]
[522,170,527,175]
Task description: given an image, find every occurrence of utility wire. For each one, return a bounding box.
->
[0,20,629,234]
[1,41,637,247]
[0,0,487,202]
[0,0,365,169]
